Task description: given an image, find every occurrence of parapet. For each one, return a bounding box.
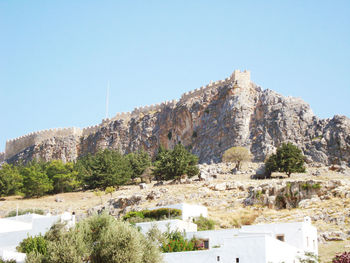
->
[5,127,82,160]
[232,70,251,87]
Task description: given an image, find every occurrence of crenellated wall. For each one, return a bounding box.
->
[5,127,83,160]
[4,69,251,162]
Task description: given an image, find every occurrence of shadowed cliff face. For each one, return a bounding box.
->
[6,79,350,166]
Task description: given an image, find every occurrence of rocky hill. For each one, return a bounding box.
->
[4,70,350,166]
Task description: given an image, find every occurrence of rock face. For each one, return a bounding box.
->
[243,180,350,209]
[4,70,350,166]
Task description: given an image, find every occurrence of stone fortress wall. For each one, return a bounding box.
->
[4,70,251,160]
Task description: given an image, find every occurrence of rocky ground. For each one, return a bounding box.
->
[1,162,349,262]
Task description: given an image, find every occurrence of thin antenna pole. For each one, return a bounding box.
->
[105,81,110,119]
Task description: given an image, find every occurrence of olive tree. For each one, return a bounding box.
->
[222,146,252,170]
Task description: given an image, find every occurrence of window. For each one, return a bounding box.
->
[306,236,309,247]
[236,258,240,263]
[217,256,220,261]
[276,234,285,242]
[204,239,209,249]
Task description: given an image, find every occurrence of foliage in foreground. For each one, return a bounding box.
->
[161,230,206,253]
[17,234,47,255]
[265,142,306,177]
[0,258,16,263]
[332,251,350,263]
[222,146,252,170]
[152,144,199,181]
[24,213,163,263]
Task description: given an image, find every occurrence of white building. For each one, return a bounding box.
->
[0,212,75,263]
[149,203,208,221]
[162,217,318,263]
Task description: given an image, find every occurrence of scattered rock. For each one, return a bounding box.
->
[146,190,161,200]
[139,183,148,190]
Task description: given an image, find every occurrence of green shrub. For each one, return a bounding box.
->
[126,150,151,180]
[193,216,216,231]
[161,230,205,253]
[6,209,45,218]
[17,234,47,255]
[222,146,252,170]
[123,208,182,222]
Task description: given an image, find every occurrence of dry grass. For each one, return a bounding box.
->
[319,240,350,263]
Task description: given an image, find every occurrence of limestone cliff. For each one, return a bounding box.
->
[5,70,350,166]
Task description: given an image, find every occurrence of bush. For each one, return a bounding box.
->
[193,216,216,231]
[6,209,45,218]
[161,230,204,253]
[17,234,47,255]
[152,144,199,181]
[123,208,182,222]
[332,252,350,263]
[24,213,163,263]
[222,146,252,170]
[265,142,306,177]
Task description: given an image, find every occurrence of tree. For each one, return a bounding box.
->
[265,142,306,177]
[25,213,163,263]
[126,150,151,180]
[0,164,23,196]
[46,160,80,194]
[76,149,133,189]
[21,161,53,197]
[222,146,252,170]
[152,144,199,181]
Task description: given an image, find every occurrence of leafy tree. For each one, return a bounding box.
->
[222,146,252,170]
[152,144,199,181]
[21,161,53,197]
[265,142,306,177]
[126,150,151,180]
[46,160,80,193]
[76,149,133,189]
[0,163,23,196]
[25,213,163,263]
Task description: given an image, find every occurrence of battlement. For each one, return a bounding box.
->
[5,127,83,160]
[4,69,251,161]
[232,70,251,87]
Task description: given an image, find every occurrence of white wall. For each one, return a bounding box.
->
[136,219,197,235]
[150,203,208,221]
[241,220,318,255]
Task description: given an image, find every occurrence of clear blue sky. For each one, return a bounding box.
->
[1,1,349,152]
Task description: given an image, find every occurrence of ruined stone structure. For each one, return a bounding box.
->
[3,70,350,166]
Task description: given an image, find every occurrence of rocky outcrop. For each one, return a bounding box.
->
[5,70,350,166]
[243,180,350,209]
